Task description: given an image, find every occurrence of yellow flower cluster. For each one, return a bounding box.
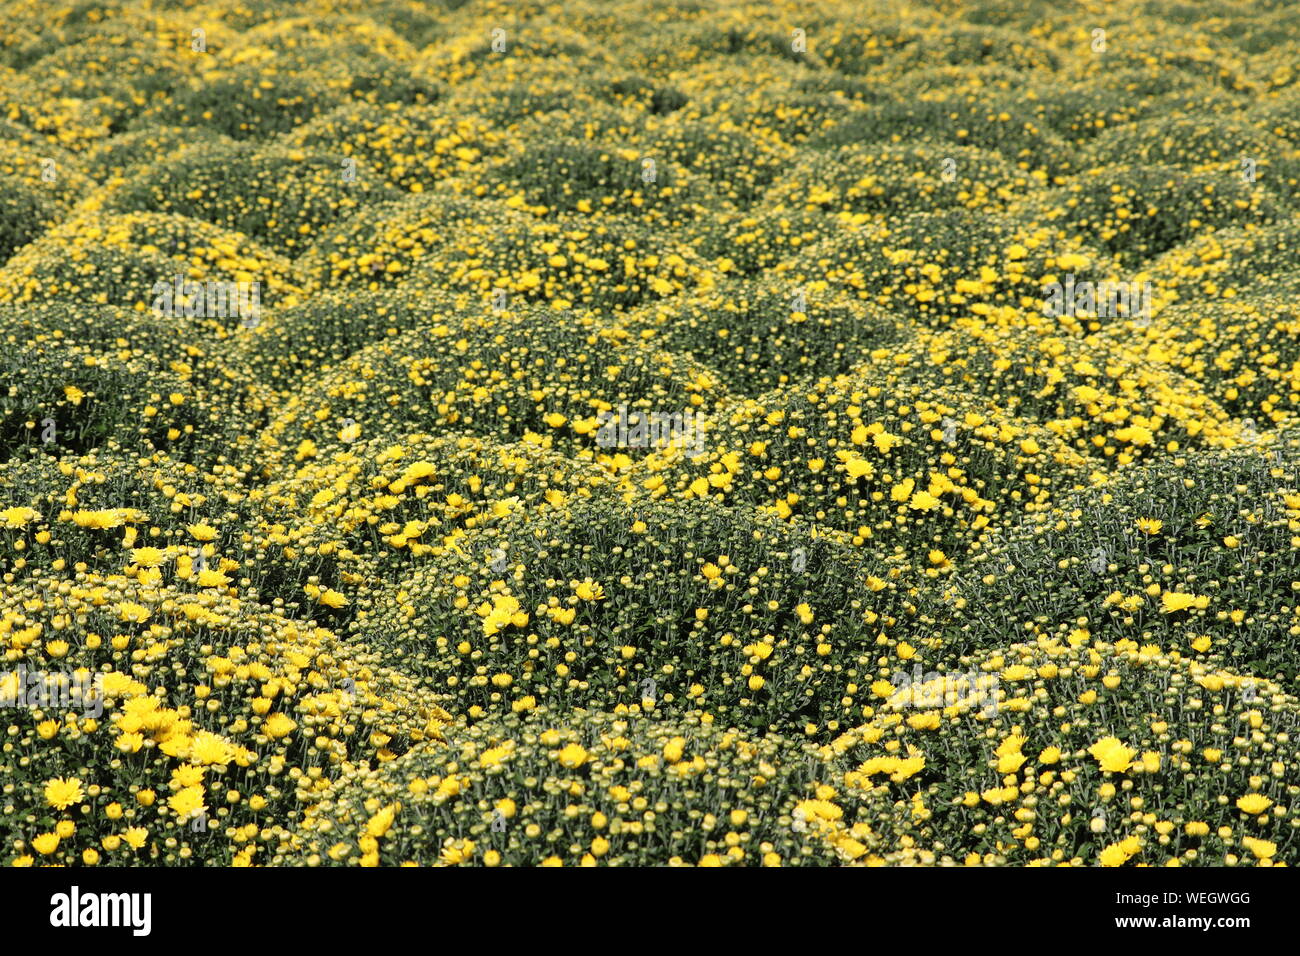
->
[0,0,1296,867]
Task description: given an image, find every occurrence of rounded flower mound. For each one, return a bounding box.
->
[813,637,1300,867]
[279,707,840,867]
[935,441,1300,685]
[352,496,903,734]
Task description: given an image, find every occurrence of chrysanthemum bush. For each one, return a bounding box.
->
[1252,85,1300,146]
[678,55,867,146]
[435,60,617,131]
[25,26,190,135]
[1079,115,1287,172]
[81,126,235,184]
[231,287,478,394]
[854,322,1242,463]
[480,137,710,227]
[629,369,1092,564]
[0,75,113,155]
[280,101,506,195]
[411,17,614,88]
[812,637,1300,866]
[278,707,838,867]
[810,93,1074,178]
[1027,164,1285,267]
[127,63,347,143]
[929,442,1300,686]
[782,208,1112,328]
[765,141,1035,218]
[299,189,711,310]
[0,172,59,263]
[254,304,730,469]
[1148,221,1300,301]
[1110,292,1300,427]
[240,431,612,610]
[351,497,908,736]
[637,115,792,210]
[0,0,1297,867]
[688,204,842,278]
[101,141,399,255]
[0,210,302,315]
[814,17,1062,79]
[0,450,451,867]
[0,574,450,867]
[0,304,262,465]
[210,16,438,109]
[0,0,182,72]
[0,138,93,209]
[502,96,651,156]
[619,274,904,397]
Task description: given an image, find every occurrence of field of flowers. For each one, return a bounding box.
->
[0,0,1298,869]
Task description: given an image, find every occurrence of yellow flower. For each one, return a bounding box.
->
[995,734,1026,757]
[556,743,588,768]
[1235,794,1273,815]
[1161,591,1204,613]
[167,786,206,821]
[997,752,1027,773]
[366,804,398,838]
[907,711,941,731]
[130,547,166,567]
[0,506,37,528]
[1241,837,1276,860]
[196,569,231,587]
[31,833,60,855]
[187,522,218,541]
[44,777,85,811]
[318,588,348,608]
[1099,842,1133,867]
[793,799,842,823]
[1088,737,1136,773]
[1135,518,1163,535]
[263,713,297,740]
[908,490,940,511]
